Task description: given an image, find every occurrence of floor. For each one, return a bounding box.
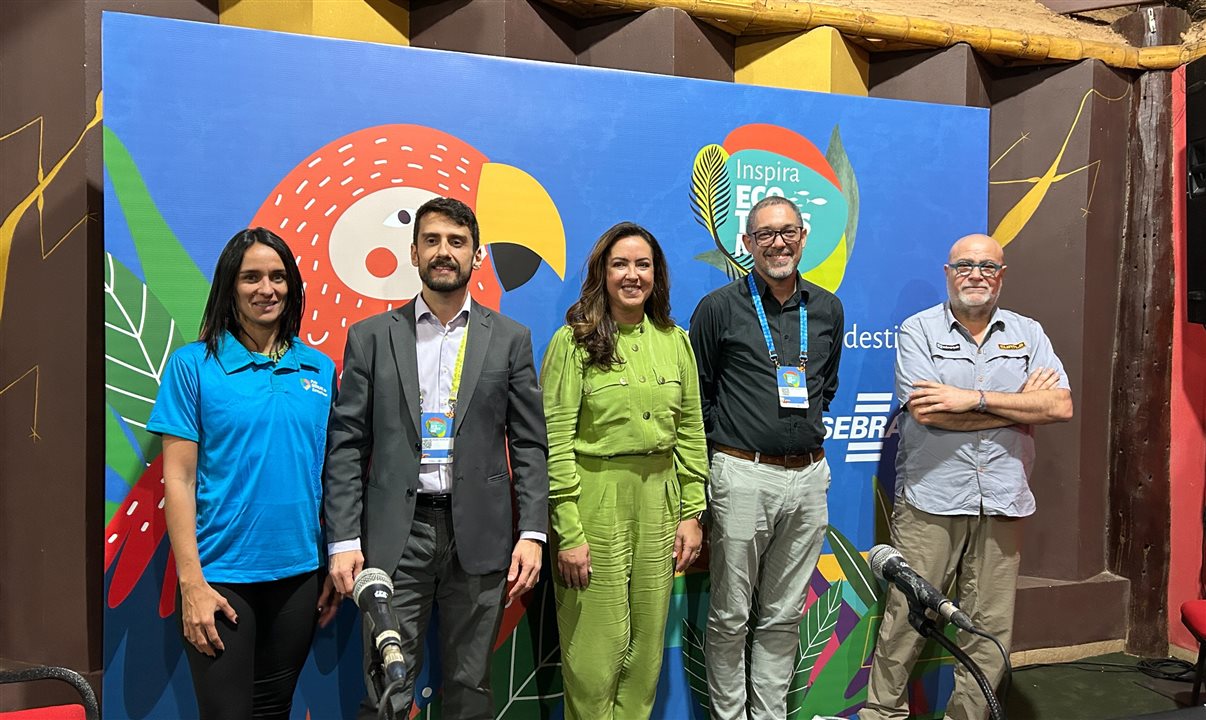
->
[1004,653,1199,720]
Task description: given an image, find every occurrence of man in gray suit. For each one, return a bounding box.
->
[324,197,549,718]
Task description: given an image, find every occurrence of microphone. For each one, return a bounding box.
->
[869,544,977,633]
[353,568,407,683]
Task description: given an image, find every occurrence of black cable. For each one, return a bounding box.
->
[377,677,409,720]
[1014,657,1195,683]
[971,627,1012,700]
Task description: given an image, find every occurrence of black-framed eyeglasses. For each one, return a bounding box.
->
[749,226,805,246]
[947,260,1005,278]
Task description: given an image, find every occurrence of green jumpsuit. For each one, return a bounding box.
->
[540,319,708,720]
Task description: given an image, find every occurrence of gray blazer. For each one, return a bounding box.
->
[323,299,549,575]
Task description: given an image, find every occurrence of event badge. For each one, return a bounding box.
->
[776,367,809,409]
[420,412,456,464]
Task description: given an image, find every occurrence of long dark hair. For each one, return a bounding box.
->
[566,222,672,370]
[198,228,305,358]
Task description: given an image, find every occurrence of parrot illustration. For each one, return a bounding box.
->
[104,125,567,619]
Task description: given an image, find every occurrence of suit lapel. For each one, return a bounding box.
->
[454,301,493,434]
[389,302,422,438]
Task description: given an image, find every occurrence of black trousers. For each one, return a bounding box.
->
[180,570,320,720]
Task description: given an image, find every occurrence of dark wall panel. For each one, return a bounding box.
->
[869,43,990,108]
[410,0,577,64]
[576,6,733,81]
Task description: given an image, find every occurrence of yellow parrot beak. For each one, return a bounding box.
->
[476,162,566,290]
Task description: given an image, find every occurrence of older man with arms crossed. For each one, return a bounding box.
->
[690,195,845,720]
[863,233,1073,720]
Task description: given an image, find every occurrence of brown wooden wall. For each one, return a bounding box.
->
[0,2,1183,711]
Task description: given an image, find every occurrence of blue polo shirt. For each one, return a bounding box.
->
[148,332,336,583]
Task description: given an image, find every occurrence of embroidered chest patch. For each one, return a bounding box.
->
[997,341,1026,350]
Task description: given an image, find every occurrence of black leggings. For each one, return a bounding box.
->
[180,570,320,720]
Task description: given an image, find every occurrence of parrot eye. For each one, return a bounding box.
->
[383,209,413,228]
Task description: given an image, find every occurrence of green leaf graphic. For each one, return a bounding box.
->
[104,252,185,473]
[682,615,711,713]
[873,475,893,545]
[690,143,732,247]
[786,579,845,716]
[694,249,736,275]
[825,125,860,260]
[492,576,564,718]
[103,126,208,336]
[827,525,880,609]
[798,600,882,717]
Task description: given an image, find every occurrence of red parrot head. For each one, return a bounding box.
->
[250,124,566,369]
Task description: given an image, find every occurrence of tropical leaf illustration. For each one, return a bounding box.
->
[690,143,751,280]
[104,454,173,613]
[682,615,711,713]
[492,573,564,718]
[825,125,860,259]
[873,474,894,545]
[104,252,186,481]
[798,599,883,717]
[103,126,209,336]
[690,143,731,245]
[827,525,880,609]
[786,579,844,716]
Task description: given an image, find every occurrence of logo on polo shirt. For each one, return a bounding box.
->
[936,342,961,351]
[300,378,329,397]
[998,341,1026,350]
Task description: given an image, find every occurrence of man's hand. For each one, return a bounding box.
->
[1020,367,1059,392]
[557,543,591,590]
[317,573,341,628]
[673,518,704,573]
[329,549,364,595]
[909,381,980,415]
[179,577,237,657]
[507,538,543,603]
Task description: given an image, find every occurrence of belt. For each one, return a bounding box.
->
[416,492,452,508]
[713,443,824,470]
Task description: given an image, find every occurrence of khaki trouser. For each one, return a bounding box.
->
[863,501,1022,720]
[705,451,831,720]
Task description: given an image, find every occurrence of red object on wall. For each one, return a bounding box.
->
[1170,65,1206,652]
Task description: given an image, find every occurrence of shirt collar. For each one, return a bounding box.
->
[944,302,1005,334]
[215,331,314,374]
[748,270,807,307]
[414,291,473,328]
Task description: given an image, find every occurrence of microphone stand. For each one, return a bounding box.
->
[905,597,1006,720]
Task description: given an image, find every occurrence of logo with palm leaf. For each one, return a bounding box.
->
[690,123,861,293]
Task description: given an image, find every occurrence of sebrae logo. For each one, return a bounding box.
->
[690,123,860,293]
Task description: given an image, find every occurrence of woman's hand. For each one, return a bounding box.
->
[317,573,340,628]
[673,517,704,573]
[179,577,237,657]
[557,543,592,590]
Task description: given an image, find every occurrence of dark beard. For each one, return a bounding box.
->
[419,262,470,292]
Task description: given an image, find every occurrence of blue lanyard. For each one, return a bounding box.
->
[747,273,807,369]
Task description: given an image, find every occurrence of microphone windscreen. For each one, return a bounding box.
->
[868,544,901,580]
[352,567,393,607]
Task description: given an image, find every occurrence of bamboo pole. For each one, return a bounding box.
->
[545,0,1204,69]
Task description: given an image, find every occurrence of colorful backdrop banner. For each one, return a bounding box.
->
[102,12,988,719]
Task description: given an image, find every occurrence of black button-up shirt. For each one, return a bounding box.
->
[689,272,844,456]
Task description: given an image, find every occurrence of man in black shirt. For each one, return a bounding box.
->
[689,195,844,720]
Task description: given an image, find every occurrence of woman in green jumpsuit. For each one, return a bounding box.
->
[541,222,709,719]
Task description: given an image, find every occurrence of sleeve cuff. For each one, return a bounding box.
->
[550,501,585,551]
[327,538,361,557]
[519,531,547,544]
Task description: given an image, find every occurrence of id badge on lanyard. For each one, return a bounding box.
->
[419,323,469,464]
[748,274,809,409]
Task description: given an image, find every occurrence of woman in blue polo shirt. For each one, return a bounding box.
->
[149,227,337,720]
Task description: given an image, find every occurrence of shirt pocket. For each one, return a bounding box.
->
[580,372,631,434]
[985,350,1030,391]
[652,364,684,423]
[929,349,976,390]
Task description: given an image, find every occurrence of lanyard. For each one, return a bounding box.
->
[420,319,470,417]
[747,273,807,369]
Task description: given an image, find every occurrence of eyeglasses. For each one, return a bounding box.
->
[749,226,805,246]
[947,260,1005,278]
